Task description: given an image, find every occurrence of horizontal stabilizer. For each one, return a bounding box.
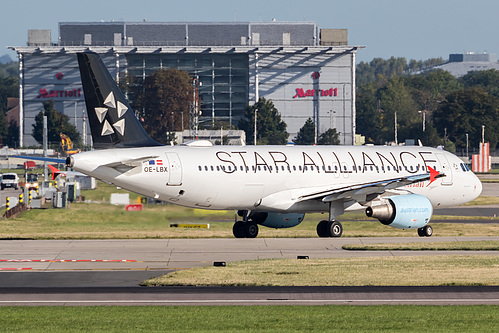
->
[13,155,66,164]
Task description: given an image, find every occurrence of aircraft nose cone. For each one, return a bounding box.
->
[475,176,483,196]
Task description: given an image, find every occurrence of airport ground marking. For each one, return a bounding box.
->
[0,259,141,263]
[0,299,498,305]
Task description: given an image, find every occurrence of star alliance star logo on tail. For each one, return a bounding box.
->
[94,92,128,137]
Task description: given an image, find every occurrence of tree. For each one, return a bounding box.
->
[6,119,18,148]
[32,100,81,146]
[433,87,499,149]
[239,97,288,145]
[355,82,384,144]
[135,68,193,144]
[293,118,315,145]
[318,128,340,145]
[377,76,420,143]
[461,69,499,98]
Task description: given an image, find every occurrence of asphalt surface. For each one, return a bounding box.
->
[0,237,498,305]
[1,286,498,306]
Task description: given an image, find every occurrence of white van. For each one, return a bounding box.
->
[1,173,19,190]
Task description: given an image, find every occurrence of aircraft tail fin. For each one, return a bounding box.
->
[77,52,162,149]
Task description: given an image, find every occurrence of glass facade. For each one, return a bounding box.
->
[126,53,249,128]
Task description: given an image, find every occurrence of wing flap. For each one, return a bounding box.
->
[299,171,444,204]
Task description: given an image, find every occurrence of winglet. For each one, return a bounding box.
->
[427,166,443,186]
[48,164,61,180]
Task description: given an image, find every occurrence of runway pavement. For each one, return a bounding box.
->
[1,237,499,274]
[1,286,498,306]
[0,237,498,305]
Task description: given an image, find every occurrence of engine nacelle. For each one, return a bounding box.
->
[244,211,305,228]
[365,194,432,229]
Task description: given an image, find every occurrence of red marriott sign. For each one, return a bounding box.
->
[293,88,338,98]
[37,88,82,99]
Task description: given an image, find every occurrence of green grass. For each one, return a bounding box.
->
[0,305,497,332]
[2,203,498,239]
[462,196,499,206]
[0,181,497,239]
[143,255,499,287]
[342,241,499,251]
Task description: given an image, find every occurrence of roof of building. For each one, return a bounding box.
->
[434,61,499,77]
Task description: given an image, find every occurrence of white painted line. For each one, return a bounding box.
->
[0,299,498,304]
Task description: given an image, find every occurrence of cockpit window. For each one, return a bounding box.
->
[460,163,471,172]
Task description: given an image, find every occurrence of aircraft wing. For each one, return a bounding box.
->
[297,170,444,204]
[12,155,67,164]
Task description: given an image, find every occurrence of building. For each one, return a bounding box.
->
[434,52,499,77]
[10,22,362,146]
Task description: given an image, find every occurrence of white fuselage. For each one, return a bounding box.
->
[70,145,482,213]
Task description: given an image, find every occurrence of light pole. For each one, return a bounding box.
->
[254,107,258,145]
[466,133,469,162]
[394,111,398,145]
[418,110,427,132]
[327,109,336,129]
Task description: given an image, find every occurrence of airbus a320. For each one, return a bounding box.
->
[60,53,482,238]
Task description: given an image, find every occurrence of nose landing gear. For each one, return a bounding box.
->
[417,225,433,237]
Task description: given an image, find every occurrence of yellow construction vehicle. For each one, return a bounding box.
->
[60,133,80,156]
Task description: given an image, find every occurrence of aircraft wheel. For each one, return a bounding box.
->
[243,222,259,238]
[418,225,433,237]
[316,220,329,237]
[232,221,246,238]
[328,221,343,238]
[423,225,433,237]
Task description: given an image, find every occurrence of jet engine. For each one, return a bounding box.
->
[365,194,433,229]
[241,211,305,228]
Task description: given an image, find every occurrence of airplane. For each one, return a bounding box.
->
[63,53,484,238]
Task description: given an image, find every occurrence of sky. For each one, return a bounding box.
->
[1,0,498,63]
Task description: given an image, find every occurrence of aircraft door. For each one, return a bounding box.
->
[165,152,182,186]
[435,153,453,185]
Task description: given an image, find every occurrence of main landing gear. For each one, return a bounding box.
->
[316,201,345,238]
[233,211,259,238]
[316,220,343,237]
[417,225,433,237]
[233,221,259,238]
